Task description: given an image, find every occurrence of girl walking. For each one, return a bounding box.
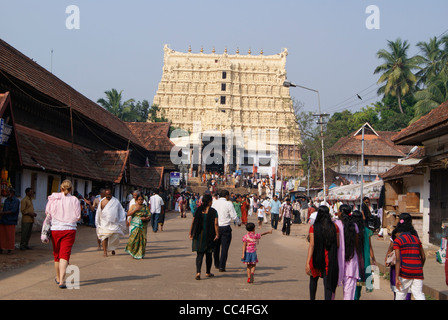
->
[335,204,360,300]
[393,212,426,300]
[305,205,339,300]
[351,210,377,300]
[241,222,272,283]
[257,204,265,229]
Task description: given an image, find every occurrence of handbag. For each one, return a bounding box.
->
[41,215,52,244]
[386,251,396,266]
[367,215,381,231]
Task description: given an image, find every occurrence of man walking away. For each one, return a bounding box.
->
[212,189,240,272]
[150,189,164,232]
[270,195,281,230]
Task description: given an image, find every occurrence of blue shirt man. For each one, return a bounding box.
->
[270,195,281,229]
[0,188,20,225]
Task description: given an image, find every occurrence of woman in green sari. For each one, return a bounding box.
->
[125,194,151,259]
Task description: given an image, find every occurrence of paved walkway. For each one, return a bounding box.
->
[0,210,445,300]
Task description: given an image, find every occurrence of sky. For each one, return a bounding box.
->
[1,0,447,116]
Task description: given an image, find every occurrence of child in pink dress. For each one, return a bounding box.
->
[241,222,272,283]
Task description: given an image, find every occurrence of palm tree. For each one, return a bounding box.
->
[374,38,423,113]
[411,69,448,123]
[97,89,135,120]
[416,36,445,86]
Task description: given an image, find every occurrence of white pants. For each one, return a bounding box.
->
[300,208,308,223]
[395,277,425,300]
[343,276,357,300]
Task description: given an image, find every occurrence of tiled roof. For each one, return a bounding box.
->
[380,164,423,180]
[392,99,448,145]
[15,124,129,183]
[0,39,177,187]
[125,122,174,152]
[130,165,164,189]
[0,39,141,147]
[329,128,412,157]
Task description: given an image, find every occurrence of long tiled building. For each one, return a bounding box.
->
[0,39,175,226]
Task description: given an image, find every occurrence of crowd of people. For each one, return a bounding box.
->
[201,171,277,197]
[0,181,430,299]
[305,201,426,300]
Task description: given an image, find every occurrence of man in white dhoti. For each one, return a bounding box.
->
[95,188,126,257]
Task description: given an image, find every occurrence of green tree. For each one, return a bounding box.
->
[372,94,414,131]
[148,104,168,122]
[416,36,446,86]
[97,89,135,120]
[412,69,448,123]
[129,100,151,122]
[374,38,423,114]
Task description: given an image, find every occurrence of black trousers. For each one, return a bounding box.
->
[271,214,279,229]
[196,251,213,274]
[281,217,291,235]
[309,271,334,300]
[213,225,232,270]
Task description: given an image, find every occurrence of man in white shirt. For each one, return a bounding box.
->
[150,189,164,233]
[212,189,240,272]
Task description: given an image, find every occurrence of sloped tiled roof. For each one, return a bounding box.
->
[329,127,412,157]
[0,39,176,187]
[392,99,448,145]
[380,164,424,180]
[125,122,174,152]
[130,165,164,189]
[0,39,141,147]
[15,124,129,183]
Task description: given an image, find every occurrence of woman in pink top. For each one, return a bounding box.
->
[241,222,272,283]
[42,180,81,289]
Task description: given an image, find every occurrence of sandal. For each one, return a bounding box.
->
[195,274,201,280]
[206,273,214,278]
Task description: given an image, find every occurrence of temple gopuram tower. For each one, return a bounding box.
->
[152,45,300,177]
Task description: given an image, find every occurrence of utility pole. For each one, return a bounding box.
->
[359,123,366,210]
[307,155,310,197]
[283,80,329,203]
[313,106,329,203]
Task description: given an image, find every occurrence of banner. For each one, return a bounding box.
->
[170,172,181,186]
[0,119,12,146]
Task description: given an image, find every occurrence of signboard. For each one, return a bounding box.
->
[170,172,181,186]
[0,119,12,146]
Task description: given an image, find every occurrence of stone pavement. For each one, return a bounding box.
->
[0,210,445,300]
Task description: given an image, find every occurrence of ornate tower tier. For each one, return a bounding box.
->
[152,45,301,176]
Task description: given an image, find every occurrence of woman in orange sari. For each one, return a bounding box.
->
[241,195,249,225]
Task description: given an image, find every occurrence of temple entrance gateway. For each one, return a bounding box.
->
[155,45,301,177]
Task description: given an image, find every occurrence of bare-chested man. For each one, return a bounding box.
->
[95,188,126,257]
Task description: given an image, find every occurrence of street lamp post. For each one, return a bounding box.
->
[359,123,366,210]
[283,80,329,203]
